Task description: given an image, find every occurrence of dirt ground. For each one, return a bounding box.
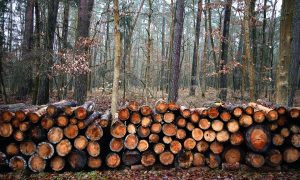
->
[1,167,300,180]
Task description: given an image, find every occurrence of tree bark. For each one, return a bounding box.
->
[288,0,300,106]
[37,0,59,105]
[276,0,294,105]
[111,0,122,116]
[18,0,34,98]
[244,0,255,101]
[74,0,94,105]
[190,0,202,96]
[219,0,232,101]
[168,0,185,102]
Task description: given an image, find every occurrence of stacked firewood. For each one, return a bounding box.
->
[0,100,111,172]
[110,100,300,169]
[0,100,300,173]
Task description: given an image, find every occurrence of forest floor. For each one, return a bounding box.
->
[0,87,264,110]
[1,166,300,180]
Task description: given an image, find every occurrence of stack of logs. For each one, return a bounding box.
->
[0,100,111,172]
[0,100,300,173]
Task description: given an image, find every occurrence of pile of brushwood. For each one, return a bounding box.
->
[0,100,299,172]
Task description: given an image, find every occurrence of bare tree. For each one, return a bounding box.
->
[168,0,185,102]
[74,0,94,104]
[190,0,202,96]
[244,0,255,101]
[288,0,300,106]
[276,0,294,105]
[37,0,59,105]
[111,0,122,116]
[219,0,232,101]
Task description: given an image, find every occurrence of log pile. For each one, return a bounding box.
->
[0,100,300,172]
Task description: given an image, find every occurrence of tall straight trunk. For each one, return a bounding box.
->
[62,0,69,49]
[0,1,8,103]
[250,0,258,99]
[61,0,70,99]
[259,0,267,98]
[288,0,299,106]
[121,0,145,99]
[32,0,41,105]
[103,0,110,90]
[201,6,208,96]
[160,0,166,93]
[18,0,34,98]
[74,0,94,104]
[219,0,232,101]
[189,0,202,96]
[37,0,59,105]
[207,0,217,73]
[244,0,255,101]
[234,30,243,93]
[111,0,122,116]
[167,0,175,94]
[276,0,294,105]
[145,0,153,101]
[168,0,185,102]
[8,1,13,52]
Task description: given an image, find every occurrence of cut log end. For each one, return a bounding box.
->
[9,156,27,171]
[159,151,174,166]
[51,156,65,171]
[86,124,103,141]
[111,121,127,138]
[74,135,88,151]
[87,141,101,157]
[48,127,63,144]
[28,154,46,172]
[56,139,72,157]
[106,153,121,168]
[37,142,54,159]
[246,125,271,153]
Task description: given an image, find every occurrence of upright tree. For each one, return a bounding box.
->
[276,0,294,105]
[244,0,255,101]
[288,0,300,106]
[18,0,34,98]
[189,0,202,96]
[111,0,122,116]
[74,0,94,104]
[0,0,8,103]
[37,0,59,105]
[168,0,185,102]
[219,0,232,101]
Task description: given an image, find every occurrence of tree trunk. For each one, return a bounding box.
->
[190,0,202,96]
[244,0,255,101]
[111,0,122,116]
[145,0,153,101]
[250,0,258,99]
[201,6,208,96]
[74,0,94,105]
[207,0,218,73]
[18,0,34,99]
[38,0,59,105]
[288,0,300,106]
[276,0,294,105]
[219,0,232,101]
[168,0,185,102]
